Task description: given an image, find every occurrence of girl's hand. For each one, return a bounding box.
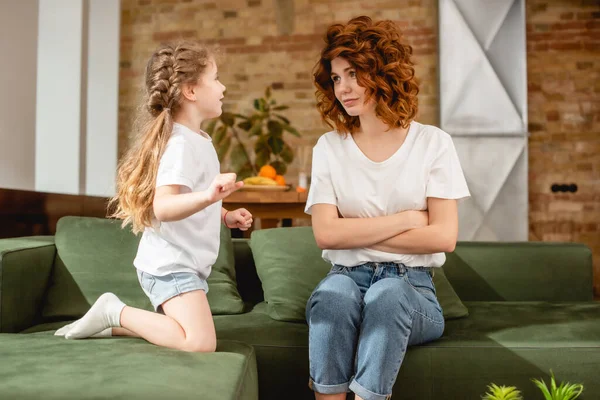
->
[225,208,253,231]
[207,173,244,203]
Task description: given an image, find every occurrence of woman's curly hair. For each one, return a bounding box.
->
[313,16,419,134]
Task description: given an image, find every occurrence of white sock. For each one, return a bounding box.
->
[65,293,125,340]
[55,321,112,338]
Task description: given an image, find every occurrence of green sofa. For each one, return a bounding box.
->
[0,217,599,400]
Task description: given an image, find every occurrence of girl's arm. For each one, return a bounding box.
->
[368,197,458,254]
[153,173,242,222]
[311,203,428,250]
[153,185,213,222]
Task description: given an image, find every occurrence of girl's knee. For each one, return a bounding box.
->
[181,336,217,353]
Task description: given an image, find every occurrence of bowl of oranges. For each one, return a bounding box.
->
[241,165,290,191]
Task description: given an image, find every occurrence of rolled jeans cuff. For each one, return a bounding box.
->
[349,379,391,400]
[308,378,350,395]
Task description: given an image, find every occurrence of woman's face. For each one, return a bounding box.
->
[330,57,375,117]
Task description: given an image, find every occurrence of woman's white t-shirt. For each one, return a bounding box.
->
[134,122,221,279]
[305,121,470,268]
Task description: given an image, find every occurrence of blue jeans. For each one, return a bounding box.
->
[305,262,444,400]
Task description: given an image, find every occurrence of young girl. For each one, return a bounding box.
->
[305,17,470,400]
[55,42,253,353]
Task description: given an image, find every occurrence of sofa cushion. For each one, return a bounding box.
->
[20,301,600,400]
[250,226,468,322]
[212,301,600,400]
[0,333,258,400]
[42,216,244,320]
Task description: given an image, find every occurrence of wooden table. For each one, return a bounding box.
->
[223,189,309,230]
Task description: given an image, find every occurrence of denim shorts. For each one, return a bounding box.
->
[136,269,209,313]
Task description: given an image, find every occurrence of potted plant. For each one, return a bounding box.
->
[204,86,300,182]
[481,383,523,400]
[532,371,584,400]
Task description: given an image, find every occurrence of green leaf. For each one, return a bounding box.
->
[253,98,261,111]
[267,120,283,137]
[204,119,218,135]
[216,136,231,162]
[283,124,301,137]
[482,383,523,400]
[270,160,286,175]
[255,149,270,168]
[234,113,248,120]
[280,143,294,163]
[231,142,249,162]
[533,371,584,400]
[237,120,252,131]
[255,136,269,151]
[274,114,290,124]
[273,105,289,111]
[268,136,284,155]
[230,142,251,172]
[259,98,267,112]
[212,125,227,145]
[532,378,553,400]
[265,86,271,99]
[221,112,235,127]
[249,120,263,137]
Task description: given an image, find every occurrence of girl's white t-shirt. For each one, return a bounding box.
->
[305,121,470,268]
[134,123,221,279]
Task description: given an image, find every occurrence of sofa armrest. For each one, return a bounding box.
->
[0,237,56,332]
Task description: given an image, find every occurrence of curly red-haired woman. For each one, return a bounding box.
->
[305,16,470,400]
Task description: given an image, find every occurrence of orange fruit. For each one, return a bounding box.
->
[258,165,277,179]
[274,175,286,186]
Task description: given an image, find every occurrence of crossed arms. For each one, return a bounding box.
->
[310,197,458,254]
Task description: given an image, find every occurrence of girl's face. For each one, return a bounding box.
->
[330,57,375,117]
[192,59,226,120]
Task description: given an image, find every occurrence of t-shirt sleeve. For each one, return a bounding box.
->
[305,139,337,215]
[426,134,470,200]
[156,138,197,190]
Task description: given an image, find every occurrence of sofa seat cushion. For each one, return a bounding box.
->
[213,301,600,400]
[0,333,258,400]
[215,301,600,349]
[443,301,600,347]
[215,302,311,400]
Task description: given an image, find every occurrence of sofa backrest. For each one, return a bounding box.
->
[44,215,594,318]
[232,239,594,304]
[444,242,593,302]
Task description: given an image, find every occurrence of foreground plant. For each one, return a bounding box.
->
[482,383,523,400]
[532,371,584,400]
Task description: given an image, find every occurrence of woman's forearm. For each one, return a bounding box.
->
[368,224,456,254]
[314,211,425,250]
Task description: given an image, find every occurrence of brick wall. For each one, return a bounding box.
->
[118,0,599,295]
[526,0,599,296]
[119,0,438,165]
